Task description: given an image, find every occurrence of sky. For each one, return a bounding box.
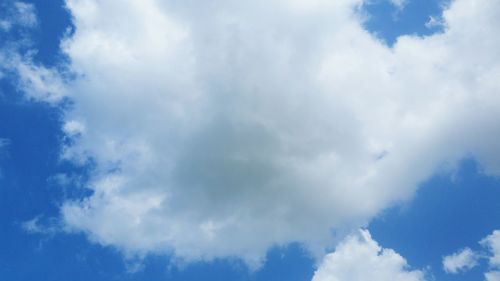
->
[1,0,500,280]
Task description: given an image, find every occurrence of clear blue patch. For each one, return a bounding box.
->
[369,159,500,280]
[362,0,448,46]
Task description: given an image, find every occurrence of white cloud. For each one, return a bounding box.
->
[63,120,86,136]
[482,230,500,279]
[442,247,479,274]
[0,2,65,104]
[12,56,67,103]
[444,230,500,279]
[0,51,67,103]
[482,231,500,267]
[312,229,426,281]
[0,2,37,31]
[22,216,59,235]
[6,0,500,267]
[425,16,444,29]
[13,2,38,28]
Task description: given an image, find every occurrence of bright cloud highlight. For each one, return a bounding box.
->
[312,229,426,281]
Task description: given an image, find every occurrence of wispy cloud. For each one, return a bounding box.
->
[0,2,37,32]
[0,138,10,148]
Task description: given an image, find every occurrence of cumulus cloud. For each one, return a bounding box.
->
[8,0,500,267]
[312,229,426,281]
[482,230,500,279]
[444,230,500,279]
[442,247,479,274]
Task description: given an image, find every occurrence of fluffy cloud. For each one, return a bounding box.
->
[312,229,426,281]
[443,230,500,279]
[482,231,500,279]
[443,248,479,274]
[9,0,500,267]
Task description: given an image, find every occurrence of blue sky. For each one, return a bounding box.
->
[1,0,500,280]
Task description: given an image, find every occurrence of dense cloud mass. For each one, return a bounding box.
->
[5,0,500,267]
[312,230,425,281]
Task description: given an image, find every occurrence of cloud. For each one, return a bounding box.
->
[389,0,408,10]
[312,229,426,281]
[21,216,60,236]
[444,230,500,279]
[425,16,444,29]
[0,50,67,104]
[442,247,479,274]
[12,2,38,28]
[11,56,67,103]
[7,0,500,267]
[482,230,500,279]
[0,2,37,32]
[482,231,500,267]
[0,2,65,104]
